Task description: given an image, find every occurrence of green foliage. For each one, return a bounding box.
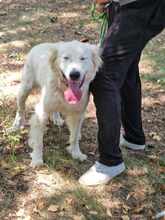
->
[91,3,109,45]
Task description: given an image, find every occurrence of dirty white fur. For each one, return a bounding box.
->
[12,41,102,166]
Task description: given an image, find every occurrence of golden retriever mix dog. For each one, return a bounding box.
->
[11,41,102,166]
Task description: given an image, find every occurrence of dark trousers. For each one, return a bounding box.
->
[90,0,165,166]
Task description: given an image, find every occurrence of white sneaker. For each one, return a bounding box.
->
[79,161,125,186]
[120,134,145,150]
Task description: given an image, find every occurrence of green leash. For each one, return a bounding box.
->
[91,2,111,46]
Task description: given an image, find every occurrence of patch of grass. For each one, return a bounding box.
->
[142,73,165,86]
[17,19,32,26]
[142,36,165,88]
[73,187,106,220]
[43,144,89,180]
[159,155,165,167]
[78,20,85,29]
[42,124,92,179]
[44,146,73,169]
[44,187,106,220]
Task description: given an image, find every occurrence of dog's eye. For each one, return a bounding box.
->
[80,57,86,61]
[63,56,69,60]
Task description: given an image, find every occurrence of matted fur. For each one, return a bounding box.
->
[11,40,102,166]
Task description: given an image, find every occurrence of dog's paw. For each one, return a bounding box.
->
[7,122,27,133]
[30,152,43,168]
[30,159,43,168]
[66,146,72,154]
[66,146,87,161]
[6,126,19,133]
[75,152,87,161]
[11,114,26,130]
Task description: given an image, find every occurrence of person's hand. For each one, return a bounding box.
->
[95,0,110,4]
[94,0,110,12]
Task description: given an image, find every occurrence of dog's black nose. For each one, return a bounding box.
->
[69,70,80,81]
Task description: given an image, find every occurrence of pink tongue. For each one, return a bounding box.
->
[64,81,82,104]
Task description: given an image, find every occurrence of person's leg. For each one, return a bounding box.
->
[90,3,147,166]
[121,53,146,147]
[96,0,165,158]
[79,0,165,186]
[120,0,165,149]
[79,5,143,186]
[91,63,129,166]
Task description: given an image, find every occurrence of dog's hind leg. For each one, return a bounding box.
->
[12,83,32,131]
[29,101,48,167]
[11,63,34,131]
[66,113,87,161]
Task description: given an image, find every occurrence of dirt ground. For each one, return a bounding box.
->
[0,0,165,219]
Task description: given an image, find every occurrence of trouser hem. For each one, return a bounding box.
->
[123,135,145,146]
[99,157,123,166]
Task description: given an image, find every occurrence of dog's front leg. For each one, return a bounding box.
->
[28,102,48,167]
[52,112,64,127]
[66,114,87,161]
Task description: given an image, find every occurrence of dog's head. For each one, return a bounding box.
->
[49,41,102,104]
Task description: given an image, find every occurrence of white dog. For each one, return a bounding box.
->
[12,41,102,166]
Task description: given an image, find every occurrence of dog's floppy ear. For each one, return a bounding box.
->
[91,44,103,73]
[49,48,65,88]
[49,49,58,72]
